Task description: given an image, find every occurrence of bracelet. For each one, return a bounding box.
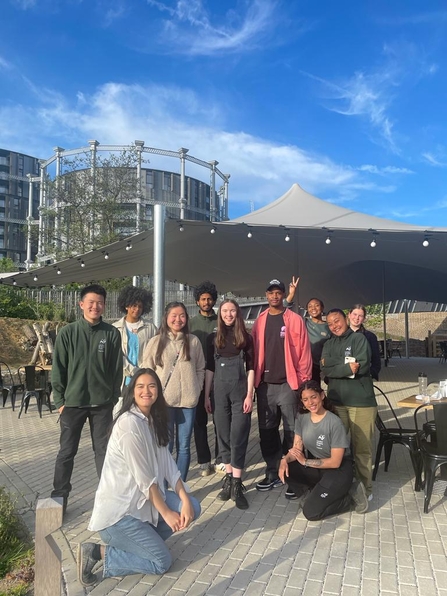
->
[304,459,308,467]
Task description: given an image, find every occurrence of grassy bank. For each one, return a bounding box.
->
[0,488,34,596]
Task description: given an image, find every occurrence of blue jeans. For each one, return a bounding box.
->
[168,407,196,481]
[99,491,201,577]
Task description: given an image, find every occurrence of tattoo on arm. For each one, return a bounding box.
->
[293,435,304,451]
[306,459,322,468]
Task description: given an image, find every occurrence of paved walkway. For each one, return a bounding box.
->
[1,357,447,595]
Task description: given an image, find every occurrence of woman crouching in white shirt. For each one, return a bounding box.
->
[77,368,201,587]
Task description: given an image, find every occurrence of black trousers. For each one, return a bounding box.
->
[256,382,297,480]
[287,458,353,520]
[193,388,219,464]
[51,404,113,499]
[213,355,251,470]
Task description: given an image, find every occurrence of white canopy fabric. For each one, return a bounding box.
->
[2,184,447,309]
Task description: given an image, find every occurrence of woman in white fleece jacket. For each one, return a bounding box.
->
[143,302,205,481]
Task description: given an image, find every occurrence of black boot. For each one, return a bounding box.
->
[232,478,249,510]
[217,473,233,501]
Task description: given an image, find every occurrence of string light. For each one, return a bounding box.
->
[57,268,61,275]
[247,230,253,238]
[33,274,38,281]
[179,224,184,232]
[80,260,85,267]
[370,237,377,248]
[210,226,217,234]
[285,232,290,242]
[423,234,430,247]
[104,252,109,260]
[126,241,132,250]
[12,279,17,286]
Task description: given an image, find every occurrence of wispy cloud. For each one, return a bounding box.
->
[357,164,414,175]
[146,0,278,55]
[11,0,37,8]
[0,56,12,70]
[0,79,400,213]
[422,151,447,167]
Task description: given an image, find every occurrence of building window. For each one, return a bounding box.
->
[162,172,171,191]
[146,171,153,187]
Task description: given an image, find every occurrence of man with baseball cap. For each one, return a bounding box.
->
[252,278,312,496]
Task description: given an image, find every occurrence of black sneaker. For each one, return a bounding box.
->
[285,488,298,500]
[256,477,284,492]
[232,478,249,510]
[217,473,233,501]
[77,542,100,587]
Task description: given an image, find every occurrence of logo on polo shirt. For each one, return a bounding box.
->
[98,339,106,353]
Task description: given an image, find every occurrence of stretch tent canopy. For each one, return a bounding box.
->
[2,184,447,309]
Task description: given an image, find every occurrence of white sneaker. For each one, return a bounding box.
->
[368,493,373,502]
[200,463,215,477]
[349,481,369,514]
[214,462,227,474]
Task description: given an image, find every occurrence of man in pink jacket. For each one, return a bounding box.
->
[252,279,312,496]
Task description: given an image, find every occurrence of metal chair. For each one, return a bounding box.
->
[414,403,447,513]
[0,361,24,411]
[438,341,447,364]
[17,365,52,419]
[373,385,423,491]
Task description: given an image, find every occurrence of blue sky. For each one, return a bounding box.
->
[1,0,447,224]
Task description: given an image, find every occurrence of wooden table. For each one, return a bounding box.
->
[397,395,447,408]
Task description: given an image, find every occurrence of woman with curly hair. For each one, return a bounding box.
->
[278,380,368,519]
[77,368,201,587]
[113,286,157,387]
[143,302,205,481]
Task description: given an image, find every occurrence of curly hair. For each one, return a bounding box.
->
[296,379,337,415]
[113,368,169,446]
[193,280,218,303]
[117,286,153,315]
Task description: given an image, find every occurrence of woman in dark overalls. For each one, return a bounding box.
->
[204,299,254,510]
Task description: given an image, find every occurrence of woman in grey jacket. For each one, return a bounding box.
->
[143,302,205,481]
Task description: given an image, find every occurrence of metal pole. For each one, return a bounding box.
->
[179,148,188,220]
[54,147,64,250]
[404,299,410,358]
[37,161,46,262]
[135,140,144,233]
[382,261,388,366]
[26,174,34,269]
[153,204,166,328]
[208,160,218,222]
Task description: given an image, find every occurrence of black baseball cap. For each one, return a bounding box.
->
[266,279,286,292]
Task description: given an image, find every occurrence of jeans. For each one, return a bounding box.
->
[99,491,201,577]
[168,407,196,481]
[51,404,113,499]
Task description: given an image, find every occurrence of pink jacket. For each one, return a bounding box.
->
[252,308,312,390]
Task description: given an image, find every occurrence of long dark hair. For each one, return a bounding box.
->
[215,299,249,350]
[154,302,191,366]
[114,368,169,446]
[297,380,337,415]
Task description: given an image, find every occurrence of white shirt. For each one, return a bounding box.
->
[88,405,187,531]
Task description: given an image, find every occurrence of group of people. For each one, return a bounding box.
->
[48,279,382,587]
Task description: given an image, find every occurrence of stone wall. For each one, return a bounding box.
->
[369,312,447,358]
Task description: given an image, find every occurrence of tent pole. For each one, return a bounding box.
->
[404,299,410,358]
[382,261,388,367]
[153,204,166,328]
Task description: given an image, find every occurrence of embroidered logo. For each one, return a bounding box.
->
[98,339,106,353]
[320,492,328,498]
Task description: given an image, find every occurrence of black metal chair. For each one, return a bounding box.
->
[0,361,24,411]
[414,403,447,513]
[373,385,423,491]
[438,341,447,364]
[17,365,52,419]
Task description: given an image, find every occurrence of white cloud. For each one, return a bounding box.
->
[0,80,404,214]
[422,151,447,167]
[0,56,12,70]
[357,164,414,175]
[146,0,278,55]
